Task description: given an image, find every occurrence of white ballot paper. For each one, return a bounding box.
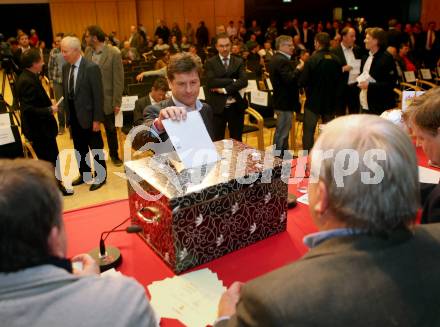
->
[356,71,376,84]
[250,90,268,106]
[403,71,417,83]
[296,193,309,206]
[246,79,258,93]
[350,59,361,76]
[198,86,205,100]
[419,166,440,184]
[420,68,432,80]
[148,268,227,327]
[115,110,123,127]
[162,110,219,168]
[121,95,138,112]
[265,78,273,91]
[56,96,64,106]
[0,113,14,146]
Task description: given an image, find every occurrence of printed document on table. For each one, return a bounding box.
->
[419,166,440,184]
[0,113,14,146]
[162,110,219,169]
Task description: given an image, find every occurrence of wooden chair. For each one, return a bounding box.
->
[400,82,422,91]
[242,107,265,150]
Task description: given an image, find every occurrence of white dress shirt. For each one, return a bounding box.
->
[341,43,359,85]
[360,52,374,110]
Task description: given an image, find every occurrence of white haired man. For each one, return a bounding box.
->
[215,114,440,326]
[61,36,107,191]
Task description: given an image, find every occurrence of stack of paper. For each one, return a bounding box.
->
[148,268,226,326]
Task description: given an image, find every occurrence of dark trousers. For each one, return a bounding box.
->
[213,103,244,141]
[337,83,360,116]
[103,113,119,159]
[33,136,61,179]
[69,100,107,181]
[302,108,335,151]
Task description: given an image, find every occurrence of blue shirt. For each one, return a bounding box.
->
[303,228,365,249]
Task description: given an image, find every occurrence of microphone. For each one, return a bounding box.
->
[88,220,142,272]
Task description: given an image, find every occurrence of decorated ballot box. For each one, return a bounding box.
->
[125,140,288,273]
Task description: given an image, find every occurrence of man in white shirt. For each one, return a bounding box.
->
[358,27,397,115]
[332,27,363,115]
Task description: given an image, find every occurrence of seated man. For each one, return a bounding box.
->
[215,114,440,326]
[122,76,169,134]
[407,87,440,223]
[0,159,157,327]
[143,52,214,142]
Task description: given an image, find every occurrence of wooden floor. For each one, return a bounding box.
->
[1,69,304,211]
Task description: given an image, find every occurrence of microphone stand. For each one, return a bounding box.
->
[88,218,142,272]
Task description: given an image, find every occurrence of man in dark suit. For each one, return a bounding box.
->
[268,35,302,155]
[15,49,71,195]
[299,32,342,151]
[61,36,106,191]
[139,53,214,151]
[300,21,315,51]
[204,33,248,141]
[387,19,404,49]
[332,27,363,115]
[129,76,169,129]
[422,21,439,69]
[359,27,398,115]
[215,114,440,327]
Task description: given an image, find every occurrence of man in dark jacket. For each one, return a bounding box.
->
[15,48,71,195]
[61,36,106,191]
[332,27,363,115]
[142,53,214,148]
[268,35,302,155]
[407,87,440,224]
[204,33,247,141]
[359,27,398,115]
[299,32,342,151]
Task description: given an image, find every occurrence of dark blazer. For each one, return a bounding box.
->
[267,52,301,112]
[361,49,398,115]
[133,95,152,127]
[216,224,440,327]
[143,97,214,141]
[299,48,342,115]
[421,183,440,224]
[62,57,104,129]
[300,28,315,51]
[331,44,363,84]
[204,55,248,115]
[15,69,57,141]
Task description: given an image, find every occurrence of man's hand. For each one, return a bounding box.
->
[114,106,121,114]
[71,253,100,276]
[342,64,353,72]
[358,81,369,89]
[92,121,101,132]
[154,107,187,132]
[51,104,59,114]
[136,73,144,82]
[218,281,244,317]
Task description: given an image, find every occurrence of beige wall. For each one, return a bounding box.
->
[420,0,440,28]
[50,0,244,42]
